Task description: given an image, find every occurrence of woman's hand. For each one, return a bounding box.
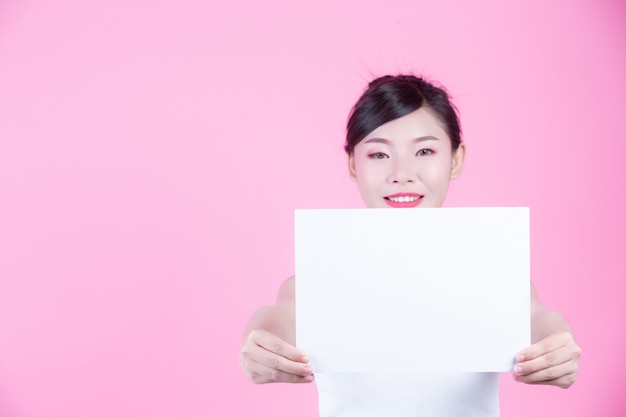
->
[513,331,581,388]
[240,329,314,384]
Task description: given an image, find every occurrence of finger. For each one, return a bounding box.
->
[247,363,315,384]
[240,337,314,380]
[514,363,577,388]
[241,348,314,384]
[250,329,309,362]
[242,343,314,384]
[521,371,577,389]
[517,331,573,362]
[514,345,573,376]
[253,345,314,377]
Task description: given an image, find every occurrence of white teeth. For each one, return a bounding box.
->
[389,196,420,203]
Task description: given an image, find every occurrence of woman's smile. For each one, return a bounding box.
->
[384,193,424,208]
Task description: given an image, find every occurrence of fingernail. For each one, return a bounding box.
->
[303,366,313,374]
[517,354,525,362]
[301,354,310,363]
[305,375,314,382]
[514,366,522,374]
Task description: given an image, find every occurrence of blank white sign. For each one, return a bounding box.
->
[295,208,530,373]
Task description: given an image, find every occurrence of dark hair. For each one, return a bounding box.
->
[345,75,462,154]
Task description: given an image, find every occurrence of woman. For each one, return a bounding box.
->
[239,75,581,416]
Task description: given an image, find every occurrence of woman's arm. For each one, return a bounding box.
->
[513,282,581,388]
[530,282,574,342]
[239,276,314,384]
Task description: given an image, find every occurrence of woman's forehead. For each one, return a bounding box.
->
[361,108,451,144]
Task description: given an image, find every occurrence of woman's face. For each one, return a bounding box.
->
[349,107,465,208]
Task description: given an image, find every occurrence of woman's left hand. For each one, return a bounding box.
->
[513,331,581,388]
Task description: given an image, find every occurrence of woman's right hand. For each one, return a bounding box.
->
[240,329,314,384]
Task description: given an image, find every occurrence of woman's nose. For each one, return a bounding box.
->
[389,157,417,184]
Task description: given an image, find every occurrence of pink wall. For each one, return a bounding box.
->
[0,0,624,416]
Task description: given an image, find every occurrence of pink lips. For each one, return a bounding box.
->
[384,193,424,208]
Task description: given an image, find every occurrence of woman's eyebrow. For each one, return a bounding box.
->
[362,136,440,144]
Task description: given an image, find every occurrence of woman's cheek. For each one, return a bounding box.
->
[359,160,385,181]
[423,156,452,178]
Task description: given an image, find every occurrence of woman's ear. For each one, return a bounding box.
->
[348,153,357,180]
[450,142,466,179]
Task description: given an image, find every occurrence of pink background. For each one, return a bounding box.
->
[0,0,624,416]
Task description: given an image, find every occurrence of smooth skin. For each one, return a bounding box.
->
[240,108,581,388]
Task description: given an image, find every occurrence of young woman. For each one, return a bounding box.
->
[239,75,581,416]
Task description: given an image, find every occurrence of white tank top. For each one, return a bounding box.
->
[315,372,500,417]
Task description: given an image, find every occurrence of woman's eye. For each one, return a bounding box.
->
[416,149,434,156]
[368,152,389,159]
